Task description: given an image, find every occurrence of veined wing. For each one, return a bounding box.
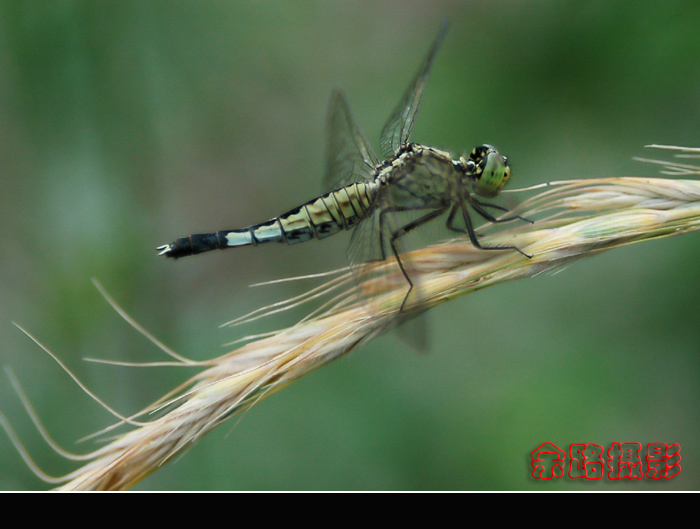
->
[346,189,396,303]
[346,187,431,350]
[323,88,380,193]
[379,20,448,159]
[346,187,421,310]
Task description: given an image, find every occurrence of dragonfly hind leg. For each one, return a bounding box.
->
[447,203,532,259]
[388,206,449,311]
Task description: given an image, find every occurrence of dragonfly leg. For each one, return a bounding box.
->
[449,203,532,259]
[469,197,534,224]
[378,209,390,261]
[379,205,445,261]
[389,207,448,311]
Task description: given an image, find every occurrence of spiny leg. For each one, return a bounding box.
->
[378,207,390,261]
[448,203,531,259]
[388,206,448,311]
[379,204,446,261]
[469,197,534,224]
[445,204,459,232]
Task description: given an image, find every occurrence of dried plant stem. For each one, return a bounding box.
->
[5,156,700,489]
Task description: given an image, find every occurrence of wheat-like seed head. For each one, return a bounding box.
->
[4,147,700,490]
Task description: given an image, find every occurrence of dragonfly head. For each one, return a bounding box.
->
[461,144,510,197]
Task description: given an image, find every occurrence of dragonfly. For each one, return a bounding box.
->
[157,22,531,311]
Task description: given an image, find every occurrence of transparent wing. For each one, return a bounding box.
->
[346,188,422,310]
[379,20,448,159]
[323,88,380,193]
[346,192,391,274]
[394,310,429,353]
[346,189,429,348]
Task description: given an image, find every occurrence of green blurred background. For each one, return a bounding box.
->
[1,1,699,490]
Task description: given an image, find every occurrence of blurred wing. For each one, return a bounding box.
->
[323,88,380,193]
[394,310,429,353]
[379,20,448,159]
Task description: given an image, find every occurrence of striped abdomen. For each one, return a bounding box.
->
[158,182,377,259]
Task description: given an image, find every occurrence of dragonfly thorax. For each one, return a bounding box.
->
[459,144,511,198]
[379,144,458,209]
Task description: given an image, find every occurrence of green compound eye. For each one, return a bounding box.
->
[476,150,509,197]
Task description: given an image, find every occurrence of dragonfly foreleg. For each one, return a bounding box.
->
[469,197,533,224]
[448,203,532,259]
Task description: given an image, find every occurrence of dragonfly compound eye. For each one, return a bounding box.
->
[475,150,509,197]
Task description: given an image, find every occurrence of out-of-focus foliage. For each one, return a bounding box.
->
[1,1,699,490]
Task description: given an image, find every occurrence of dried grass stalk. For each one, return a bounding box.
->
[5,147,700,490]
